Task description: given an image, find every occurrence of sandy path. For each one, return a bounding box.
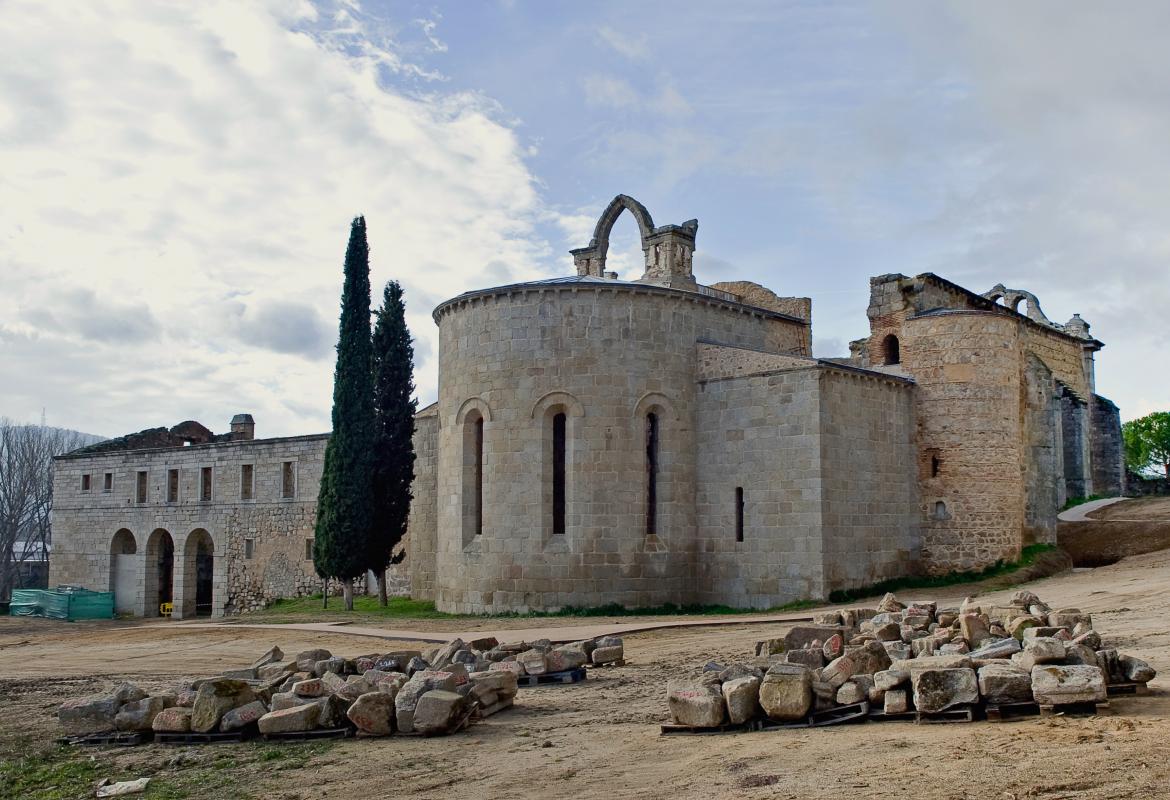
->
[2,549,1169,799]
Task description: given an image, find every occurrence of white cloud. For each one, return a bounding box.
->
[582,75,640,109]
[596,26,649,61]
[0,0,552,437]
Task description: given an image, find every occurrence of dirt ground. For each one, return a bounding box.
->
[2,549,1169,800]
[1088,495,1170,521]
[1060,497,1170,568]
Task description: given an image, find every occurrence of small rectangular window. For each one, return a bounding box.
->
[103,472,113,493]
[136,471,148,503]
[735,487,745,542]
[81,474,91,491]
[240,464,254,501]
[305,538,313,561]
[167,469,179,503]
[245,538,254,559]
[200,467,212,502]
[282,461,295,499]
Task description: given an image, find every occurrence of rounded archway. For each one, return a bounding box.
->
[109,529,138,615]
[182,529,215,617]
[144,529,174,617]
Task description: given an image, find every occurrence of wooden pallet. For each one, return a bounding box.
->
[809,701,869,727]
[474,697,515,719]
[916,706,975,725]
[1039,700,1110,718]
[660,722,753,736]
[589,659,626,668]
[867,709,917,723]
[1107,682,1149,697]
[985,701,1040,722]
[754,717,812,731]
[60,731,151,747]
[156,730,252,745]
[518,667,587,687]
[262,727,354,742]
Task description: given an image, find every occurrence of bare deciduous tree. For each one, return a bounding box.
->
[0,419,94,599]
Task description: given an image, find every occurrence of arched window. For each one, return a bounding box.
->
[645,412,659,536]
[552,412,567,535]
[883,334,901,365]
[932,500,950,521]
[462,411,484,543]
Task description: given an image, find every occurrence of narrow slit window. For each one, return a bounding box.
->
[103,472,113,493]
[244,538,254,559]
[282,461,295,499]
[240,464,254,500]
[81,474,91,492]
[552,412,567,535]
[735,486,745,542]
[136,471,148,503]
[200,467,212,502]
[167,469,179,503]
[305,538,313,561]
[474,417,484,537]
[931,454,941,478]
[646,412,659,536]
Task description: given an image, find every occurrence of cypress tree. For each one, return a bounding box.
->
[369,280,416,605]
[314,216,376,611]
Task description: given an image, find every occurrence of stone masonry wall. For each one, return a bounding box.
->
[901,312,1025,572]
[52,434,329,617]
[1023,355,1062,545]
[1090,395,1125,497]
[431,282,810,613]
[407,406,439,601]
[694,365,826,607]
[818,368,920,589]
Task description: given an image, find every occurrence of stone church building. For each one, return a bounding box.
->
[50,195,1124,616]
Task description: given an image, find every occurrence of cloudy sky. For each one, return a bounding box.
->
[1,1,1166,438]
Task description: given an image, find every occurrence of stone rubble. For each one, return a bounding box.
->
[59,634,623,741]
[669,591,1157,727]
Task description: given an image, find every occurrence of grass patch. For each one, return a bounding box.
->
[827,543,1058,604]
[253,594,822,621]
[523,598,822,617]
[1061,494,1104,511]
[0,738,336,800]
[257,594,454,620]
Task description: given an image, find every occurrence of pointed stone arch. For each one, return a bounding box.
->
[569,194,698,289]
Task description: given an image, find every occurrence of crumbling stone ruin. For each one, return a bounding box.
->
[667,591,1156,728]
[50,194,1126,615]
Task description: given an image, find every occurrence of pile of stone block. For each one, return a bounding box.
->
[478,635,624,677]
[58,634,624,742]
[668,591,1157,728]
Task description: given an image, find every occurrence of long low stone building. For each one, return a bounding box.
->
[50,194,1125,616]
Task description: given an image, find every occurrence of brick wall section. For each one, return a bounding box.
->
[430,283,810,613]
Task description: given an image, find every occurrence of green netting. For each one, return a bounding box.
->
[9,588,114,620]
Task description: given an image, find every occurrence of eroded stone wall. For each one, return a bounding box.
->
[1090,395,1124,497]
